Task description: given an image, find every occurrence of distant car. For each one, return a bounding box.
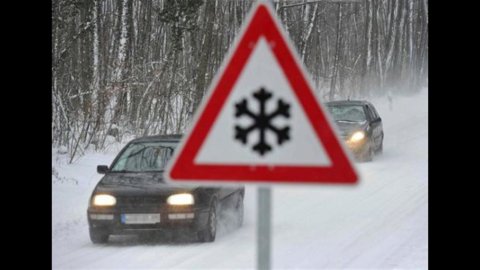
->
[326,100,383,161]
[87,135,245,243]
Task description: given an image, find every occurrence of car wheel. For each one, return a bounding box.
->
[362,144,374,162]
[377,141,383,154]
[89,228,109,244]
[233,192,244,228]
[198,199,217,242]
[376,133,384,154]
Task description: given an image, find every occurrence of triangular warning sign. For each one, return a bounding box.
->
[165,2,359,185]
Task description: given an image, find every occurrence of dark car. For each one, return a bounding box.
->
[87,135,245,243]
[325,100,383,161]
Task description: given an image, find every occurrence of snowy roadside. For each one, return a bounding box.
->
[52,146,119,243]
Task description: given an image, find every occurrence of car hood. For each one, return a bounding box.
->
[334,120,368,138]
[95,172,198,196]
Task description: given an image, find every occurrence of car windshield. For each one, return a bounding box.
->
[327,104,366,122]
[110,141,177,172]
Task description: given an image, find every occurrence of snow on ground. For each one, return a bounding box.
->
[52,88,427,269]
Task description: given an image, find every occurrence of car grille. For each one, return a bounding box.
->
[340,133,349,140]
[117,196,165,209]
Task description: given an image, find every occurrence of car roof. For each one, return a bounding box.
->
[130,134,182,143]
[325,100,373,106]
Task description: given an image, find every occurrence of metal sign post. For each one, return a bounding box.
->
[257,187,271,270]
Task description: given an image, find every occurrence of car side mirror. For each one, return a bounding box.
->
[372,117,381,123]
[97,165,109,174]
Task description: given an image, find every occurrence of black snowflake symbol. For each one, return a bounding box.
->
[234,87,291,156]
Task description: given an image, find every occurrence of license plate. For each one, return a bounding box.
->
[121,214,161,224]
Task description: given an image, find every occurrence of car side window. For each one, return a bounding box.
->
[368,105,379,120]
[364,105,375,121]
[371,105,380,120]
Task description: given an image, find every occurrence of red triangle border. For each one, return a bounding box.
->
[167,3,358,184]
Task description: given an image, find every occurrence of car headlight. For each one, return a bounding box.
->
[93,194,116,206]
[167,193,194,205]
[349,131,365,143]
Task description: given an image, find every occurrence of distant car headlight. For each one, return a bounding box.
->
[93,194,116,206]
[167,193,194,205]
[349,131,365,143]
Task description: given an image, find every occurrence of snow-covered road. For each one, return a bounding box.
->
[52,89,428,269]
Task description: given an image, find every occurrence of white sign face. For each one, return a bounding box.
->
[195,38,331,166]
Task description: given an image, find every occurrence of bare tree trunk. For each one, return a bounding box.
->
[91,0,100,108]
[329,3,343,101]
[111,0,129,119]
[404,0,414,90]
[191,0,217,116]
[300,3,319,62]
[390,0,406,91]
[360,0,373,96]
